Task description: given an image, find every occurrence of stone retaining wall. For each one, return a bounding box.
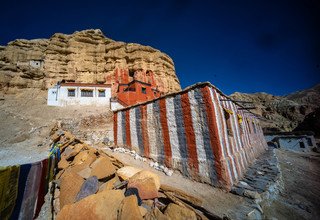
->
[113,82,267,190]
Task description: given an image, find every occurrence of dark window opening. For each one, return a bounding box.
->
[224,110,233,136]
[307,138,313,146]
[98,90,105,97]
[129,70,135,77]
[68,89,75,97]
[299,141,305,148]
[142,87,146,94]
[124,87,136,92]
[81,89,93,97]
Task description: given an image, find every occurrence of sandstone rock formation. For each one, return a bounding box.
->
[0,29,181,93]
[230,83,320,135]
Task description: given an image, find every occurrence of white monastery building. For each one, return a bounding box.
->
[47,82,112,107]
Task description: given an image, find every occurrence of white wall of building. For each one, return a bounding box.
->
[47,86,59,106]
[110,101,124,111]
[47,85,112,107]
[265,135,316,152]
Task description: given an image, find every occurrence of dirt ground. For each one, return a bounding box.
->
[263,149,320,220]
[0,88,112,166]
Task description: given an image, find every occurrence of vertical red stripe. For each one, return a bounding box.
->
[159,99,172,167]
[201,87,231,188]
[123,69,129,84]
[113,112,118,146]
[115,68,119,82]
[125,110,131,147]
[181,93,199,176]
[140,105,150,158]
[212,91,236,182]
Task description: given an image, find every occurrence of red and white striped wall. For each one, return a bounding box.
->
[113,83,267,190]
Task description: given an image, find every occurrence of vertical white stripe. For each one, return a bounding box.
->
[129,108,138,151]
[232,102,247,173]
[228,101,244,175]
[209,88,233,185]
[216,92,238,181]
[209,88,225,157]
[147,103,157,160]
[234,108,248,170]
[227,102,242,176]
[165,97,181,165]
[188,90,209,181]
[229,102,240,153]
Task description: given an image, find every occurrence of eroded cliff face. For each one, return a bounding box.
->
[0,29,181,93]
[230,83,320,135]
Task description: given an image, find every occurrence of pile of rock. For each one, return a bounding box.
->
[112,147,174,176]
[51,130,218,220]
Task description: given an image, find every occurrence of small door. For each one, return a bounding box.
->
[47,88,59,106]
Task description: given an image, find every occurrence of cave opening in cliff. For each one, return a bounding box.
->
[129,69,135,78]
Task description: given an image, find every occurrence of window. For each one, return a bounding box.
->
[124,87,136,92]
[142,87,146,94]
[81,89,93,97]
[307,138,313,146]
[299,141,305,148]
[68,89,75,97]
[98,90,105,97]
[224,109,233,136]
[129,70,135,77]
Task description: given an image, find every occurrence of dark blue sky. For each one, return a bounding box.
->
[1,0,319,95]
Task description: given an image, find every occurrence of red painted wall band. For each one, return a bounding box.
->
[212,89,235,185]
[125,110,131,148]
[159,99,172,167]
[114,112,118,146]
[181,92,199,176]
[140,105,150,158]
[201,87,230,187]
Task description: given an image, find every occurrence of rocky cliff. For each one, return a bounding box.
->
[230,83,320,136]
[0,29,181,93]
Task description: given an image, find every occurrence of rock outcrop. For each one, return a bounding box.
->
[52,130,212,220]
[230,83,320,135]
[0,29,181,93]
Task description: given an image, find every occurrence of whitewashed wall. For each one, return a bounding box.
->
[113,82,267,190]
[47,86,111,107]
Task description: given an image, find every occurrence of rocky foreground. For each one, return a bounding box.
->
[52,130,218,220]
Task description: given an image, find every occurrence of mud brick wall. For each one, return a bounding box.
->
[113,83,267,190]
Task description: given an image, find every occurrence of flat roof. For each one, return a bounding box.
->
[114,81,258,118]
[60,83,111,88]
